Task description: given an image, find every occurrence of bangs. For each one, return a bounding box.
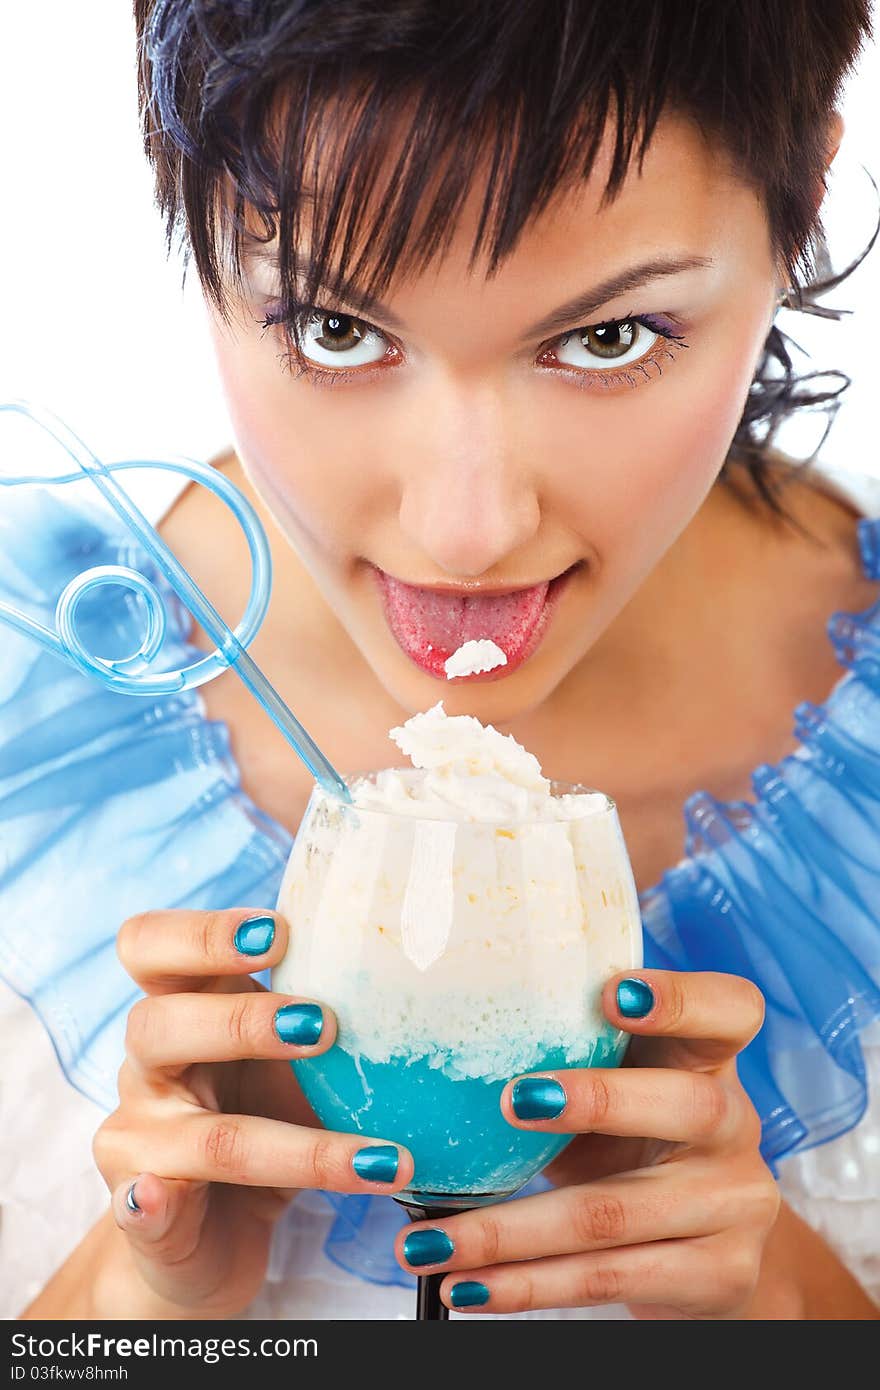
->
[139,0,842,335]
[235,75,656,342]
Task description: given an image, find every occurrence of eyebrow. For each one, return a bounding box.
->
[522,254,715,338]
[244,245,714,337]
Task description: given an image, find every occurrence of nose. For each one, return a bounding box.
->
[397,376,540,577]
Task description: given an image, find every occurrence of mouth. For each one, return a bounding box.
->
[373,563,580,681]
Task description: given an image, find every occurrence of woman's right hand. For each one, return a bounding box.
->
[91,907,414,1319]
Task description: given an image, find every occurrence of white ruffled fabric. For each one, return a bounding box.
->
[774,1018,880,1304]
[0,981,108,1316]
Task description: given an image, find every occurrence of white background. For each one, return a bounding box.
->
[1,2,879,510]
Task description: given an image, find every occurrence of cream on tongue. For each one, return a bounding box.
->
[443,638,509,679]
[376,569,552,679]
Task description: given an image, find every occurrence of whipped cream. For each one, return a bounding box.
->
[444,638,508,679]
[350,701,608,823]
[273,703,642,1078]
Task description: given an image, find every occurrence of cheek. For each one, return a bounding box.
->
[207,324,379,557]
[542,310,767,570]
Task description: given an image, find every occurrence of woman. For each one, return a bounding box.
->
[4,0,880,1318]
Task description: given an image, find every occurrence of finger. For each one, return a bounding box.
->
[117,909,289,994]
[131,1110,415,1194]
[500,1066,753,1151]
[397,1166,741,1274]
[111,1172,207,1265]
[110,1173,290,1308]
[438,1234,759,1317]
[124,991,337,1078]
[602,970,766,1070]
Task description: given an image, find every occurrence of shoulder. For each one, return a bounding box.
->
[715,450,878,662]
[726,446,879,610]
[747,444,880,524]
[790,449,880,523]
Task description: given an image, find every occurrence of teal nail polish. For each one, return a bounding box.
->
[274,1002,323,1046]
[403,1228,454,1267]
[233,915,276,956]
[450,1281,490,1309]
[617,978,654,1018]
[125,1182,140,1214]
[511,1076,567,1120]
[352,1145,399,1184]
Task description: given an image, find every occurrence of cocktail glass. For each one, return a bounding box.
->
[273,771,643,1319]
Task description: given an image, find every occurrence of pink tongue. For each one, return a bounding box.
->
[380,574,550,660]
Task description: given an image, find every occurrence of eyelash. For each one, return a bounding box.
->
[257,304,690,391]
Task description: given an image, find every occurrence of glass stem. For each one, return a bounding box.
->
[400,1202,466,1322]
[416,1265,449,1321]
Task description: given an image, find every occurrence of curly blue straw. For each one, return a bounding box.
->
[0,399,350,802]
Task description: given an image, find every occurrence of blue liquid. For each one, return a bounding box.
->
[293,1029,623,1202]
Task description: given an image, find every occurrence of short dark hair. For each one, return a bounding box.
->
[133,0,877,516]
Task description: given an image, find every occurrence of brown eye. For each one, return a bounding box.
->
[314,313,366,352]
[578,320,638,359]
[553,317,657,370]
[300,309,389,368]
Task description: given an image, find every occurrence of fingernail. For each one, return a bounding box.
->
[403,1228,455,1267]
[274,1002,323,1046]
[125,1182,141,1215]
[234,914,276,956]
[450,1280,490,1308]
[352,1145,399,1184]
[511,1076,567,1120]
[617,978,655,1018]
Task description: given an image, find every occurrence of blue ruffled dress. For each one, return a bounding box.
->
[2,477,880,1293]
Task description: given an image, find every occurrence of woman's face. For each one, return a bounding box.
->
[206,109,781,723]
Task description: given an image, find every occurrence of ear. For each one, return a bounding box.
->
[825,110,845,168]
[808,111,845,222]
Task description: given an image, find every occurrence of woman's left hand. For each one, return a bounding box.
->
[395,969,779,1318]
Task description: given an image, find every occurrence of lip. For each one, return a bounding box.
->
[372,563,579,681]
[380,575,566,597]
